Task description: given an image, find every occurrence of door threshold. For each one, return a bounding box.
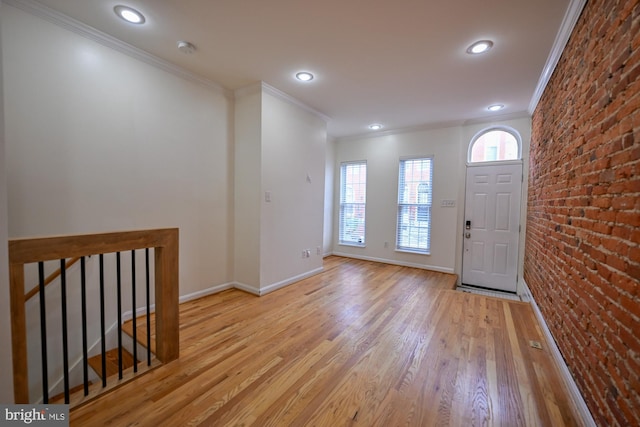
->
[457,285,521,301]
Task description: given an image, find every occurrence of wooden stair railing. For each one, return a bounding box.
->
[8,228,179,404]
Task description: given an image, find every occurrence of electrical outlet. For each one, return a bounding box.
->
[529,340,543,350]
[302,250,307,258]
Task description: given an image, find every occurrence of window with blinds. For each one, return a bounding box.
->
[339,161,367,246]
[396,157,433,253]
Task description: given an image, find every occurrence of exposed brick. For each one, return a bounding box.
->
[525,0,640,424]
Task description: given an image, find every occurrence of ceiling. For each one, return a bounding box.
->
[28,0,571,138]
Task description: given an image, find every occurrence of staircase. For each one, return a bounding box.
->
[9,229,179,407]
[49,315,160,408]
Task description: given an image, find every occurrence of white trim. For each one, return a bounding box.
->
[234,81,331,123]
[261,82,331,123]
[467,125,523,164]
[178,282,235,304]
[521,279,596,427]
[339,119,465,142]
[332,252,455,274]
[40,320,117,403]
[3,0,231,97]
[259,267,324,296]
[466,159,524,168]
[528,0,588,114]
[233,281,261,296]
[122,305,155,322]
[233,82,263,99]
[338,113,531,143]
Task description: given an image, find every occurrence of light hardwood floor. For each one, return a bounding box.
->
[71,256,582,426]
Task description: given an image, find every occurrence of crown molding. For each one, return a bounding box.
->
[337,119,464,142]
[462,110,531,126]
[261,82,331,123]
[528,0,587,114]
[3,0,232,98]
[233,82,263,99]
[234,81,331,123]
[337,111,531,143]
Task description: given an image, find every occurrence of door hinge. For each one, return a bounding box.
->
[519,225,521,233]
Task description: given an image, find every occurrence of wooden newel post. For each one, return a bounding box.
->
[154,229,179,363]
[9,262,29,403]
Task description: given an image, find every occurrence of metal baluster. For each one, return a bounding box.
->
[99,254,106,387]
[145,248,151,366]
[81,257,89,396]
[38,262,49,403]
[60,259,70,403]
[117,252,123,379]
[131,250,138,373]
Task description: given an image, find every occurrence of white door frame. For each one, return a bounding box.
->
[462,160,523,292]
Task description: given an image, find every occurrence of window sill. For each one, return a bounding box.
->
[339,242,366,248]
[395,249,430,255]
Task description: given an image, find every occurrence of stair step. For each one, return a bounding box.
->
[53,357,161,409]
[122,316,156,353]
[88,348,135,379]
[49,380,93,404]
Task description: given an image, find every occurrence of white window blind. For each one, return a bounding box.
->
[396,157,433,253]
[339,161,367,246]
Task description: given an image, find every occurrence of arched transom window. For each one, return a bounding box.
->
[468,128,521,163]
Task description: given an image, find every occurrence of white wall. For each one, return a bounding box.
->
[334,126,464,273]
[260,89,326,290]
[3,5,233,295]
[234,84,326,293]
[233,87,262,288]
[333,117,531,279]
[0,1,14,404]
[323,137,336,255]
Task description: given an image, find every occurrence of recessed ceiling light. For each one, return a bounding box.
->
[368,124,383,130]
[114,5,145,24]
[488,104,505,112]
[295,72,314,82]
[177,41,196,54]
[467,40,493,55]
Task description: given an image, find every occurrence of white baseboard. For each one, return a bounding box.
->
[122,282,237,321]
[331,252,455,274]
[233,281,260,296]
[234,267,324,296]
[179,282,235,303]
[521,279,596,427]
[259,267,324,295]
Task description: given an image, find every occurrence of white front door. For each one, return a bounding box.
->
[462,162,522,292]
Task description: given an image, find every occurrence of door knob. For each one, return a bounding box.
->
[465,232,471,239]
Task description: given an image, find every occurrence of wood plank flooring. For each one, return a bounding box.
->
[70,256,582,426]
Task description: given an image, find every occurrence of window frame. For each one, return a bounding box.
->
[467,126,522,164]
[338,160,367,247]
[396,156,433,255]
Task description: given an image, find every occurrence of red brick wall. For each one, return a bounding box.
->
[525,0,639,425]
